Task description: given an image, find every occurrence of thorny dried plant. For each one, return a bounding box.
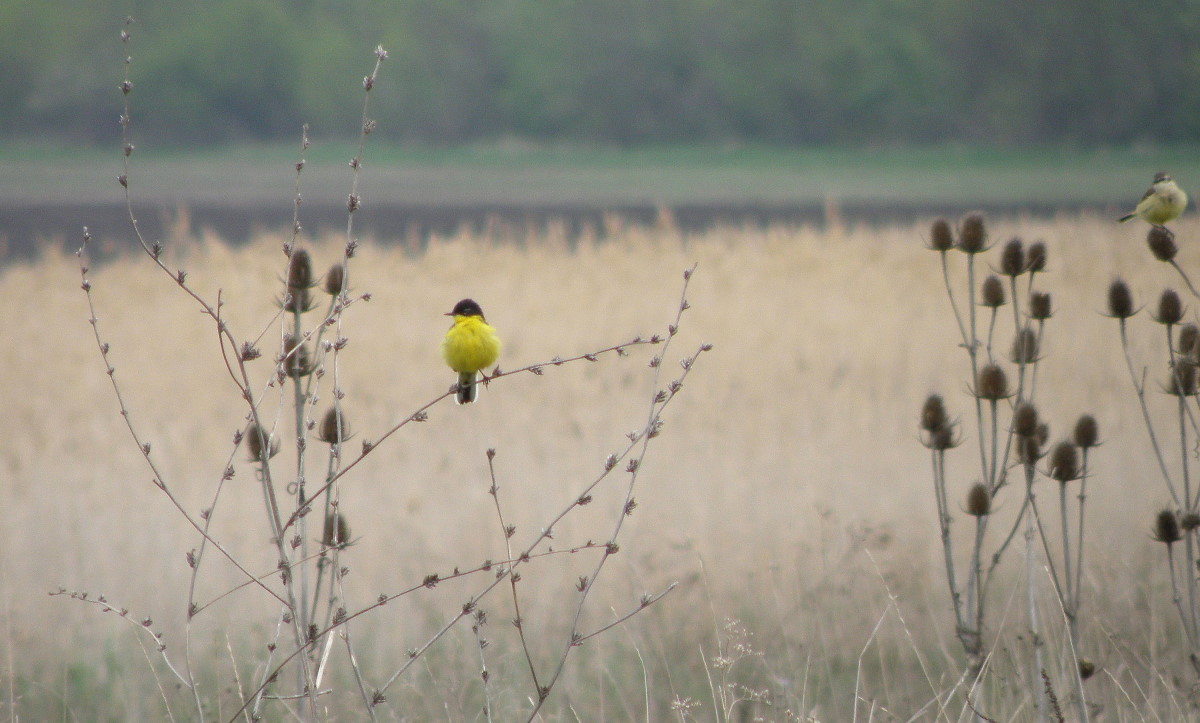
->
[65,20,708,723]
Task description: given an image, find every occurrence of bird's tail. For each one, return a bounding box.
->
[1118,213,1135,223]
[457,371,478,404]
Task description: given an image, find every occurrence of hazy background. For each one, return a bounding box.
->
[7,0,1199,147]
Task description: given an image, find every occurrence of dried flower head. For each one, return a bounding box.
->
[287,249,314,291]
[929,219,954,251]
[1073,414,1099,449]
[282,334,313,378]
[1148,225,1178,262]
[318,407,351,444]
[976,364,1009,400]
[1182,512,1200,532]
[1027,241,1047,273]
[980,275,1006,308]
[323,513,352,548]
[1155,289,1184,325]
[1048,441,1080,482]
[246,423,279,461]
[1018,434,1043,465]
[1167,363,1198,397]
[1000,237,1025,277]
[957,213,987,253]
[1106,279,1135,319]
[1029,291,1052,320]
[1010,327,1040,364]
[1179,324,1200,360]
[921,394,948,433]
[1013,402,1039,437]
[324,263,347,296]
[1154,509,1182,544]
[1078,659,1096,680]
[966,483,991,517]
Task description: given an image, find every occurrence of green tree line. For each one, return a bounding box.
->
[7,0,1199,147]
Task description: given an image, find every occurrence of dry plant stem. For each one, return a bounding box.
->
[1022,467,1048,723]
[931,449,968,643]
[1119,320,1181,505]
[1073,451,1088,624]
[940,250,970,350]
[524,265,701,720]
[117,27,320,715]
[1166,545,1199,649]
[966,254,987,484]
[1169,259,1200,298]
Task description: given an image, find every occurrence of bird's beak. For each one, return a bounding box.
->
[443,311,454,316]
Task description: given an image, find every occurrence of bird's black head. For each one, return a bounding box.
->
[1154,171,1172,183]
[447,298,485,318]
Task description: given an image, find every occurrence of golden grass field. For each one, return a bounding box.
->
[5,212,1200,720]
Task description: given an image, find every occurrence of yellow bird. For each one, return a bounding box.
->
[441,298,501,404]
[1119,172,1188,226]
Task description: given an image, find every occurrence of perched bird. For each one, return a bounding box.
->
[1119,172,1188,225]
[441,298,501,404]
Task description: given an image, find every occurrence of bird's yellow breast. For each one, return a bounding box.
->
[442,315,501,373]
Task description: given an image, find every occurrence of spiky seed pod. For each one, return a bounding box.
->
[1078,659,1096,680]
[980,275,1006,308]
[282,334,313,378]
[1155,289,1184,325]
[1107,279,1135,319]
[1154,509,1182,544]
[1167,363,1198,397]
[1010,327,1039,364]
[1027,241,1047,273]
[966,483,991,517]
[1179,324,1200,360]
[318,407,351,444]
[1073,414,1099,448]
[1029,291,1052,320]
[1035,422,1050,447]
[1148,226,1178,262]
[976,364,1009,400]
[1182,512,1200,532]
[323,513,351,548]
[957,213,987,253]
[929,219,954,251]
[283,287,313,313]
[1000,237,1025,277]
[1018,434,1043,465]
[324,263,347,296]
[287,249,314,291]
[1048,441,1080,482]
[921,394,948,433]
[246,423,279,461]
[1013,402,1039,437]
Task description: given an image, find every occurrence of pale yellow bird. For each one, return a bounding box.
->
[1118,172,1188,226]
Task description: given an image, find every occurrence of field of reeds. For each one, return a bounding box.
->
[5,207,1200,720]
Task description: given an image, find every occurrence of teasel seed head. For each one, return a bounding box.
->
[976,364,1009,400]
[1148,225,1178,262]
[957,213,987,254]
[1018,434,1043,465]
[1013,402,1039,437]
[1167,363,1198,397]
[1009,327,1040,364]
[980,275,1006,308]
[1154,509,1182,545]
[282,334,313,378]
[921,394,948,433]
[1155,289,1184,325]
[1073,414,1099,449]
[928,426,958,451]
[1048,441,1080,482]
[1000,237,1025,276]
[1179,324,1200,361]
[1027,241,1047,273]
[1106,279,1135,319]
[323,512,352,548]
[1182,512,1200,532]
[246,423,279,461]
[929,218,954,251]
[1078,659,1096,680]
[966,483,991,517]
[1029,291,1052,320]
[324,262,347,296]
[318,406,352,444]
[287,248,314,291]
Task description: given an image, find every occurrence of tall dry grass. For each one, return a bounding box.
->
[4,213,1199,718]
